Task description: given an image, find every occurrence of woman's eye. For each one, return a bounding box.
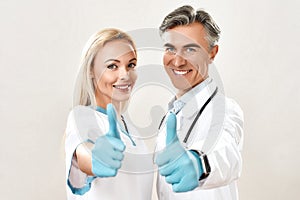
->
[107,64,118,70]
[128,63,136,68]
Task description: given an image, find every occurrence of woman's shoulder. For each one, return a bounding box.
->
[66,105,109,140]
[70,105,95,113]
[69,105,108,122]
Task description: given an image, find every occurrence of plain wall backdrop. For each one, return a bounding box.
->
[0,0,299,199]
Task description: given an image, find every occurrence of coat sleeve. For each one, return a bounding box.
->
[191,98,244,189]
[65,109,96,195]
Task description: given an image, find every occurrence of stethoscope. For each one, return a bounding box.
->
[158,87,218,143]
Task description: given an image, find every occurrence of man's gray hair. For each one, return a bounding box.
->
[159,5,221,49]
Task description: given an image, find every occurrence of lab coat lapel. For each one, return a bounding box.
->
[181,80,217,118]
[178,81,218,145]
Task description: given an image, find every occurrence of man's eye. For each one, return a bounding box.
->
[107,64,118,70]
[128,63,136,68]
[165,47,176,54]
[185,47,196,53]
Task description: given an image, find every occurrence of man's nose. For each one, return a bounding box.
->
[173,54,186,67]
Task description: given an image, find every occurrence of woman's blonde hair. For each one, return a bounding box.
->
[73,28,136,107]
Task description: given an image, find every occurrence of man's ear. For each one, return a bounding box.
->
[209,45,218,63]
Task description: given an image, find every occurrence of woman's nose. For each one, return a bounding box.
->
[119,67,129,80]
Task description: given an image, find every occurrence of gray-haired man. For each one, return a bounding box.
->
[155,5,244,200]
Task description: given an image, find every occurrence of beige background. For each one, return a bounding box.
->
[0,0,299,199]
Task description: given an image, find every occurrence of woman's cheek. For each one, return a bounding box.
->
[131,70,138,83]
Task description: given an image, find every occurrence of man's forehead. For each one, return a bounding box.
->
[162,29,197,43]
[161,23,208,47]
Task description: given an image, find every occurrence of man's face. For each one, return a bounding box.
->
[162,22,218,95]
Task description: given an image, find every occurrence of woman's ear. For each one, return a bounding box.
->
[90,72,95,79]
[209,45,219,63]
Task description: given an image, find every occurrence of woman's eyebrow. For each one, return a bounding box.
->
[105,59,120,63]
[105,58,137,63]
[128,58,137,62]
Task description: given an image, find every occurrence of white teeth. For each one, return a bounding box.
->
[114,85,130,90]
[173,70,190,75]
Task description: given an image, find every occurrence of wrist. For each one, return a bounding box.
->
[190,150,211,181]
[188,150,203,180]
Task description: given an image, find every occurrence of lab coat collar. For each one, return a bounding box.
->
[169,77,212,112]
[180,78,217,118]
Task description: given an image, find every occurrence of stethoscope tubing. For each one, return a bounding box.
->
[158,87,218,144]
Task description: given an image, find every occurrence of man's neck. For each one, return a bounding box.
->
[176,88,192,99]
[176,77,209,99]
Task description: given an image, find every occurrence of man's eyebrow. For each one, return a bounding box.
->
[104,59,120,63]
[163,43,175,47]
[163,43,202,49]
[183,43,202,48]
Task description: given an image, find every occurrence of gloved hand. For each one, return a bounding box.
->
[91,104,125,177]
[155,113,203,192]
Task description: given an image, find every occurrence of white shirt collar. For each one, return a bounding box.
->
[168,77,212,113]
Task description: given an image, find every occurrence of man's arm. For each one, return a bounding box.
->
[191,98,244,188]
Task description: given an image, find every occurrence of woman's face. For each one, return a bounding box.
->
[92,39,137,108]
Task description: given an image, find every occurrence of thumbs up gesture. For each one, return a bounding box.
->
[91,104,126,177]
[155,113,203,192]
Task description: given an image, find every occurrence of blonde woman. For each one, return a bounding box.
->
[65,28,153,200]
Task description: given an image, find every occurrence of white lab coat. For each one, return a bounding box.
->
[65,106,154,200]
[156,79,244,200]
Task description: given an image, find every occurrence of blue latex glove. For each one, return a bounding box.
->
[91,104,126,177]
[155,113,203,192]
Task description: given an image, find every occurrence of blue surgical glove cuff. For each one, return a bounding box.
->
[189,150,204,180]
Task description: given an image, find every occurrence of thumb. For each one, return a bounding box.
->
[106,103,120,139]
[166,112,178,146]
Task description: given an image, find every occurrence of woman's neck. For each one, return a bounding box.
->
[95,91,125,116]
[96,100,123,116]
[111,101,123,115]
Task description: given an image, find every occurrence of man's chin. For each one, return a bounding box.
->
[173,85,193,94]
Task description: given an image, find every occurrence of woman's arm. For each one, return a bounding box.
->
[75,142,95,176]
